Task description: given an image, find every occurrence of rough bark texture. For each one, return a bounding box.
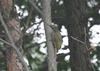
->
[6,48,23,71]
[5,19,23,71]
[64,0,95,71]
[0,0,24,71]
[42,0,57,71]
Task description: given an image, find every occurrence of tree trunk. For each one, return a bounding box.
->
[64,0,95,71]
[0,0,24,71]
[42,0,57,71]
[5,19,24,71]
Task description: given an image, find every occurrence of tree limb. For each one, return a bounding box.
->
[70,36,86,45]
[0,38,12,46]
[28,0,43,16]
[42,0,57,71]
[0,12,29,71]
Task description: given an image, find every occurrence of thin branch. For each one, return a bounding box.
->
[0,38,12,46]
[84,27,89,50]
[70,36,86,45]
[25,7,33,29]
[84,27,87,44]
[29,0,43,16]
[0,12,29,71]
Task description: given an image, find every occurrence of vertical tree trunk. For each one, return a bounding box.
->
[5,19,24,71]
[0,0,24,71]
[42,0,57,71]
[64,0,95,71]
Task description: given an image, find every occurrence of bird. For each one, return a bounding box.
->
[50,24,63,52]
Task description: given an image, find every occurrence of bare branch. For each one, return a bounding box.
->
[29,0,43,16]
[25,7,33,29]
[0,12,29,71]
[0,38,12,46]
[70,36,86,45]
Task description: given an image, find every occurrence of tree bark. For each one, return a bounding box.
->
[64,0,95,71]
[0,0,25,71]
[42,0,57,71]
[5,19,24,71]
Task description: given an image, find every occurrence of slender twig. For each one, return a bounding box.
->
[0,38,12,46]
[84,27,89,49]
[29,0,43,16]
[84,27,87,44]
[70,36,86,45]
[0,12,29,71]
[25,7,33,29]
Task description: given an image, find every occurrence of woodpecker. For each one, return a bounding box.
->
[50,24,62,52]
